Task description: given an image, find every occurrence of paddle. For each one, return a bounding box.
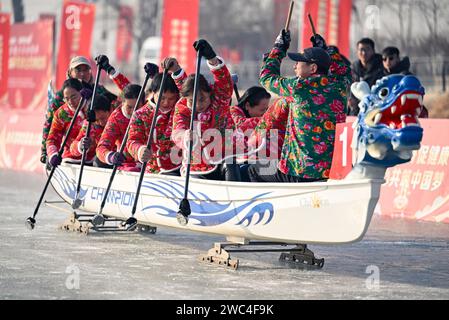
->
[176,49,203,226]
[308,13,317,36]
[26,91,91,230]
[72,56,104,209]
[126,68,170,228]
[285,1,295,31]
[92,64,156,227]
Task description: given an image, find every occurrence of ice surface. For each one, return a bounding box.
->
[0,169,448,299]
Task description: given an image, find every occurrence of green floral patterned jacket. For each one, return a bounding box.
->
[259,47,351,179]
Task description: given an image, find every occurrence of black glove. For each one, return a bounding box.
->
[107,152,125,166]
[95,55,115,74]
[144,63,159,78]
[49,154,62,168]
[80,88,93,100]
[87,108,96,122]
[274,29,291,52]
[80,137,92,151]
[310,34,327,50]
[40,152,47,164]
[81,81,94,91]
[193,39,216,60]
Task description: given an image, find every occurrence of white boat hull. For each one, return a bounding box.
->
[50,164,383,244]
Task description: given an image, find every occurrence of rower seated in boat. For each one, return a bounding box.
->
[170,39,241,181]
[69,95,112,165]
[46,79,88,167]
[126,70,181,175]
[95,84,145,171]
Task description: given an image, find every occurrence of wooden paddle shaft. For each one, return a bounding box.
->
[308,13,317,36]
[284,1,295,31]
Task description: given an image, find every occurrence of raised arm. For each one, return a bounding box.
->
[208,57,233,108]
[259,29,298,96]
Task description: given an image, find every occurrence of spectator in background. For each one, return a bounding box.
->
[382,46,412,76]
[349,38,384,115]
[382,46,428,118]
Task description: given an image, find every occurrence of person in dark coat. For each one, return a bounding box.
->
[382,46,412,76]
[382,47,428,117]
[348,38,384,116]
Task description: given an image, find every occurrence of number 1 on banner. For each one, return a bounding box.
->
[339,127,348,167]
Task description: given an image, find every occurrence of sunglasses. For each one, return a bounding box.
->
[382,56,396,61]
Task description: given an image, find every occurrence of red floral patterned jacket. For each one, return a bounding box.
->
[46,103,86,160]
[242,97,289,161]
[69,120,105,162]
[96,105,137,170]
[171,58,234,175]
[41,71,130,160]
[127,100,181,173]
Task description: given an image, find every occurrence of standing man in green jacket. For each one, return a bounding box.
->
[248,30,351,183]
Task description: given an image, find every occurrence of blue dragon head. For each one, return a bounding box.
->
[351,75,424,168]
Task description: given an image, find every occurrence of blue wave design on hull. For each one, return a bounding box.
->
[141,180,274,227]
[53,168,88,201]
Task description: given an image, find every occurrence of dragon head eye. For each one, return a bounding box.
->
[378,88,389,100]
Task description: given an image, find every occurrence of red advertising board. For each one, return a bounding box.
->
[0,13,10,104]
[0,109,43,173]
[332,119,449,224]
[7,20,53,110]
[56,1,96,89]
[160,0,199,74]
[301,0,352,57]
[116,5,133,63]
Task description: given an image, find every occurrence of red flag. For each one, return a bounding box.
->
[56,1,96,89]
[7,20,53,110]
[116,5,133,63]
[301,0,352,58]
[0,13,10,104]
[160,0,199,74]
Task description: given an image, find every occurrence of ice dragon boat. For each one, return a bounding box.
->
[48,75,425,269]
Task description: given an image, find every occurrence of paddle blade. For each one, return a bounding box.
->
[125,217,138,230]
[72,198,83,209]
[177,198,191,226]
[25,217,36,230]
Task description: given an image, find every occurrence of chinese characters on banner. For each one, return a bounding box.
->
[0,13,10,104]
[56,1,96,89]
[332,119,449,224]
[116,5,133,63]
[301,0,352,57]
[0,109,43,172]
[160,0,199,74]
[7,19,53,110]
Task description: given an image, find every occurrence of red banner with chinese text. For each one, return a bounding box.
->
[160,0,199,74]
[56,1,96,89]
[331,119,449,224]
[0,13,10,104]
[7,20,53,110]
[116,5,133,63]
[0,109,43,173]
[301,0,352,57]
